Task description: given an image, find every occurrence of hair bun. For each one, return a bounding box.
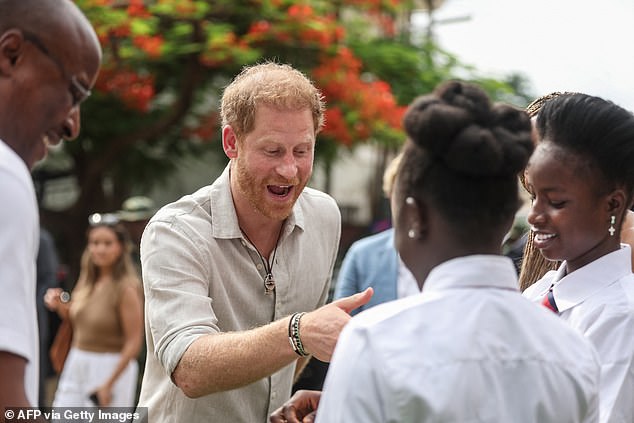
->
[403,81,533,177]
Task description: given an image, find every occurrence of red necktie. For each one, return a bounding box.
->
[541,285,559,313]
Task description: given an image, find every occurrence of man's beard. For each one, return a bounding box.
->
[234,157,306,220]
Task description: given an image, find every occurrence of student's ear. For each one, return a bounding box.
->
[405,196,428,240]
[222,125,239,159]
[607,188,626,215]
[0,30,23,76]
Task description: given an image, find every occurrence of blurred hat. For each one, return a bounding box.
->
[117,196,155,222]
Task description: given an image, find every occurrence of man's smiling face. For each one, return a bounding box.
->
[232,104,315,221]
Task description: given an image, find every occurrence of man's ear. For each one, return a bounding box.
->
[222,125,239,159]
[0,30,23,76]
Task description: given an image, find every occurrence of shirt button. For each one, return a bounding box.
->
[271,391,277,400]
[256,263,263,270]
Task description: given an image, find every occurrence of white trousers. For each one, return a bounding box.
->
[52,347,138,408]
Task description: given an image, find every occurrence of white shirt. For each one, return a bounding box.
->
[317,255,600,423]
[0,139,39,406]
[523,245,634,423]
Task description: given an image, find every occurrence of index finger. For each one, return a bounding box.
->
[330,287,374,314]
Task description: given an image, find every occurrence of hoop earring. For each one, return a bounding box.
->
[609,215,616,236]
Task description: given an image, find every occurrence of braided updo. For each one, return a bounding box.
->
[398,81,534,240]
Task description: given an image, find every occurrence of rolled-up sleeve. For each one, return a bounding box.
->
[142,216,219,375]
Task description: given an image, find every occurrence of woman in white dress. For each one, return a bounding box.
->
[45,214,143,408]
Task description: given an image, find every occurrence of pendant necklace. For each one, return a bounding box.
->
[241,224,284,295]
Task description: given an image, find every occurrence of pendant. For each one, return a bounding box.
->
[264,273,275,295]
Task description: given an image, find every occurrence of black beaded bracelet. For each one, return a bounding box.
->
[292,313,308,356]
[288,312,309,357]
[288,313,300,355]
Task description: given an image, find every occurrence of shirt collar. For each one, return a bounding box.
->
[209,163,305,240]
[551,244,632,312]
[423,255,519,293]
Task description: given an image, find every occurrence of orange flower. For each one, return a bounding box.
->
[248,20,271,37]
[314,46,404,145]
[95,68,155,112]
[133,35,164,58]
[127,0,150,17]
[288,4,314,20]
[323,107,353,146]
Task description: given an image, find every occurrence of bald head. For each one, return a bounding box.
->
[1,0,89,31]
[0,0,101,167]
[0,0,101,60]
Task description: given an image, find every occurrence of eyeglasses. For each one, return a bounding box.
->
[88,213,120,226]
[22,31,92,107]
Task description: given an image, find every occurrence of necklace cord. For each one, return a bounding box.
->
[240,224,284,293]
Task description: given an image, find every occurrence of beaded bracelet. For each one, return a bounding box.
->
[288,312,309,357]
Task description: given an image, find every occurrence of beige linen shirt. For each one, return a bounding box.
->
[137,165,341,422]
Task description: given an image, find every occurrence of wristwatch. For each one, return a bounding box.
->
[59,291,71,304]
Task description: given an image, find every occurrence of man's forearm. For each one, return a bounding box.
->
[171,288,374,398]
[172,315,296,397]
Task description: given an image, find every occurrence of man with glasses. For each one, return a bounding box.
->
[0,0,101,415]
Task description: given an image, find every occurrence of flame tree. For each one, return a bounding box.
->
[36,0,533,278]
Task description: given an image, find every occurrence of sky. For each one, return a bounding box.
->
[413,0,634,111]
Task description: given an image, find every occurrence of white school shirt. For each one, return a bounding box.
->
[317,255,600,423]
[523,245,634,423]
[0,139,39,406]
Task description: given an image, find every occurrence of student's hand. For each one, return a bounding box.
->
[299,287,373,362]
[269,390,321,423]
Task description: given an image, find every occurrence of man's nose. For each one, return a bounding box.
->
[276,155,298,180]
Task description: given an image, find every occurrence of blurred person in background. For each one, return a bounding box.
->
[35,226,60,407]
[116,195,155,403]
[117,195,156,274]
[45,215,143,408]
[334,152,419,313]
[0,0,101,414]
